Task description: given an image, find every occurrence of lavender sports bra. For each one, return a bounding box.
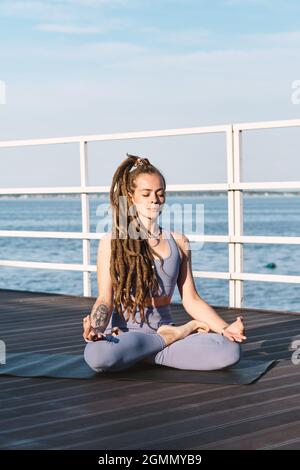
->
[151,229,181,298]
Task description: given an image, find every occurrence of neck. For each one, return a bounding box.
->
[137,214,161,238]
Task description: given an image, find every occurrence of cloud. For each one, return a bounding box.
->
[155,29,212,46]
[77,40,146,59]
[36,23,106,34]
[0,1,72,21]
[242,30,300,47]
[222,0,274,5]
[1,27,300,74]
[0,0,129,20]
[61,0,128,5]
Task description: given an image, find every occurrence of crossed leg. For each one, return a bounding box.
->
[84,327,240,373]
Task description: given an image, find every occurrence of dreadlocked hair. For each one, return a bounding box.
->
[109,153,169,325]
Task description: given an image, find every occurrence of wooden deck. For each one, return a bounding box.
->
[0,288,300,450]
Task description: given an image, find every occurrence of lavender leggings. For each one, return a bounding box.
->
[84,327,241,373]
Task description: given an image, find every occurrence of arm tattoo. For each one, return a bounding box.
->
[90,303,111,331]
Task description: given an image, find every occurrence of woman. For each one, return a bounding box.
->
[83,154,246,373]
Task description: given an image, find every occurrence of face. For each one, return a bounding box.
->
[129,173,165,221]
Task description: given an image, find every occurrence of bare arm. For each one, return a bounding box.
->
[83,233,114,341]
[175,233,227,332]
[90,298,112,333]
[175,232,246,342]
[182,295,229,334]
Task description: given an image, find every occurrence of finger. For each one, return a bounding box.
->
[225,334,235,342]
[83,316,91,327]
[92,335,101,341]
[236,332,247,339]
[83,326,90,339]
[234,335,246,342]
[83,320,91,332]
[97,333,107,340]
[88,331,98,341]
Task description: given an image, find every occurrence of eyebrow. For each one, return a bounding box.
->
[140,188,165,191]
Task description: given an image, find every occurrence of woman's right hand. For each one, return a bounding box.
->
[82,315,107,342]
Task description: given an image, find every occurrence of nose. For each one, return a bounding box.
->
[151,195,160,204]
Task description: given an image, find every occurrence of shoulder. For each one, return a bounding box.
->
[101,231,112,241]
[170,231,191,261]
[97,231,112,254]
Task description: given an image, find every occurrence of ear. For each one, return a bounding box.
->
[128,191,134,202]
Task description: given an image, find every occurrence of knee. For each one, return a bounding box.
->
[206,334,241,369]
[84,342,119,372]
[218,337,241,368]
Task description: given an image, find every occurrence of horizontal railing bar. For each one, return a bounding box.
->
[0,119,299,150]
[233,236,300,245]
[1,260,299,284]
[0,183,228,195]
[193,271,230,280]
[0,231,229,242]
[1,181,299,196]
[0,125,230,149]
[193,271,300,283]
[233,272,300,284]
[0,231,106,239]
[188,235,300,244]
[234,118,300,131]
[1,232,299,245]
[0,260,96,272]
[231,182,300,190]
[0,186,109,195]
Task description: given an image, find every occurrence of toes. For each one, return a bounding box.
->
[197,327,209,334]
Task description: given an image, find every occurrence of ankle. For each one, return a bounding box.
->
[157,325,181,347]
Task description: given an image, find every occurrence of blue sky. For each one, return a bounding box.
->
[0,0,300,187]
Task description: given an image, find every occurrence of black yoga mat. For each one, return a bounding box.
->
[0,352,277,384]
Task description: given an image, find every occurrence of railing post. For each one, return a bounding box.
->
[80,140,91,297]
[227,126,244,308]
[233,127,244,308]
[227,125,235,307]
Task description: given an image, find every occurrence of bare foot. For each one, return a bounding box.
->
[157,320,210,347]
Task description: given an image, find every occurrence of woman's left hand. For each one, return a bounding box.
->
[222,316,247,343]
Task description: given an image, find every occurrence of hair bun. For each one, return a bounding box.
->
[126,153,150,168]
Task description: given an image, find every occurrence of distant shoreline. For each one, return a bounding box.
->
[0,191,299,200]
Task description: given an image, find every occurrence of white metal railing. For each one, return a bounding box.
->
[0,118,300,307]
